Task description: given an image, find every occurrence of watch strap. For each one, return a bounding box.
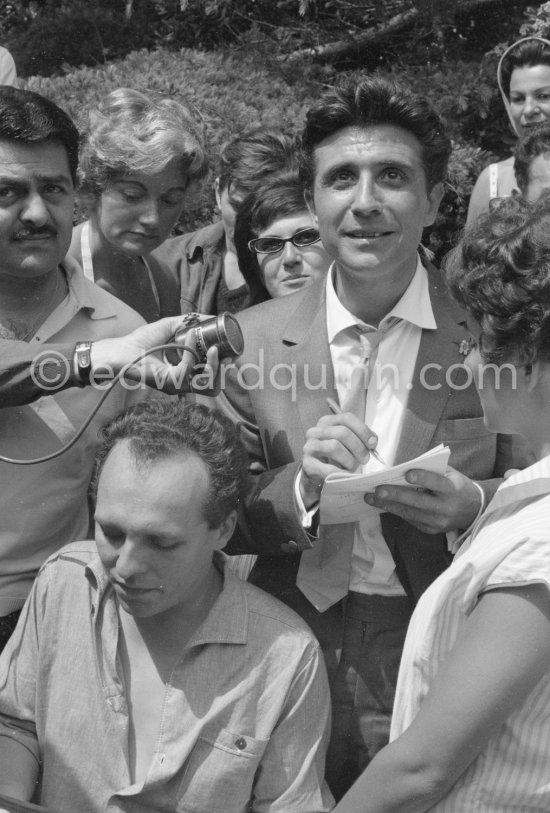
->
[74,341,93,386]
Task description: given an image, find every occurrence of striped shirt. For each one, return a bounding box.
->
[391,455,550,811]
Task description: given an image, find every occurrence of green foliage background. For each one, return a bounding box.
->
[13,0,549,259]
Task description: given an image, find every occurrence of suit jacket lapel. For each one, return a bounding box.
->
[394,261,469,465]
[279,280,338,437]
[277,281,356,570]
[385,262,469,595]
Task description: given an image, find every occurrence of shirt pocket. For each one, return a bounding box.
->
[432,416,496,478]
[176,725,268,813]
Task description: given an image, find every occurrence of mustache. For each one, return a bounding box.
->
[12,226,57,240]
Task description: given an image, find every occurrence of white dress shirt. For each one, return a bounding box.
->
[297,256,437,597]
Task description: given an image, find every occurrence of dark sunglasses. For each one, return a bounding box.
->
[248,227,321,254]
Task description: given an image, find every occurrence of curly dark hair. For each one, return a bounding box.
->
[91,400,249,529]
[299,74,451,193]
[514,122,550,194]
[444,194,550,366]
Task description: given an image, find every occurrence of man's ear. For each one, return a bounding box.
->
[212,509,237,551]
[424,182,445,228]
[305,189,318,226]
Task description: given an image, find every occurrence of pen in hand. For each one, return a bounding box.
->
[326,397,387,466]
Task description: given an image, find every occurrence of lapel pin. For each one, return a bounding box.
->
[457,338,474,357]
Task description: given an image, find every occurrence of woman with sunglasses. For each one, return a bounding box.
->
[234,174,332,305]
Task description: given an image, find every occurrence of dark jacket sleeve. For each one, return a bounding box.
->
[0,339,81,407]
[153,223,226,315]
[146,254,181,318]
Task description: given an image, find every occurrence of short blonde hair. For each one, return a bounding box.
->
[78,87,208,200]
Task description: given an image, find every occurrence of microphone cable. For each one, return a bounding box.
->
[0,342,199,465]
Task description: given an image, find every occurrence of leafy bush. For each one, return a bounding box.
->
[520,1,550,37]
[6,0,528,79]
[5,0,160,77]
[427,142,493,261]
[3,0,332,77]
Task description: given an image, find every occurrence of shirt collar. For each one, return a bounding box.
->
[85,550,112,619]
[326,253,437,343]
[188,553,249,647]
[61,255,123,321]
[85,550,249,646]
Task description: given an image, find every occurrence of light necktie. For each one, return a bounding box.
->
[342,324,384,423]
[296,321,397,611]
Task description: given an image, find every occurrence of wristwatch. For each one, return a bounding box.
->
[74,341,93,386]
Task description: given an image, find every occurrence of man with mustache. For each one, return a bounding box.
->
[0,87,195,654]
[215,75,531,799]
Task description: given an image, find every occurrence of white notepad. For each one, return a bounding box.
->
[320,443,451,524]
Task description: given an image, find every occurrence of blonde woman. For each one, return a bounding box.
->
[69,88,208,321]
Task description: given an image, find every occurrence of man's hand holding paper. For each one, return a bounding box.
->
[363,464,483,535]
[319,444,451,525]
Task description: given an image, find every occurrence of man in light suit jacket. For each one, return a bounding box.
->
[215,75,529,799]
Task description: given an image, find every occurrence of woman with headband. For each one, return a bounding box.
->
[466,36,550,225]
